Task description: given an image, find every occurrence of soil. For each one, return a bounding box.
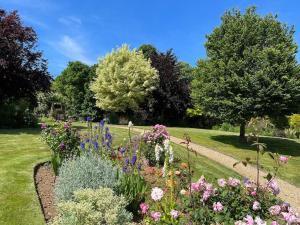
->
[34,162,57,223]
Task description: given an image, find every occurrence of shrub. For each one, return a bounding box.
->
[54,153,120,202]
[51,187,133,225]
[40,121,80,174]
[289,114,300,138]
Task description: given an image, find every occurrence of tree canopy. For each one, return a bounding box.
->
[91,44,159,112]
[0,9,51,104]
[191,7,300,138]
[139,44,191,124]
[53,61,97,117]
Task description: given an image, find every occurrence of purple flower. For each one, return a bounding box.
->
[270,221,279,225]
[64,123,70,129]
[41,123,47,129]
[267,180,280,195]
[282,212,297,224]
[59,142,65,150]
[80,142,85,150]
[86,116,92,122]
[213,202,223,212]
[99,119,105,128]
[131,155,137,165]
[93,141,99,150]
[120,147,126,154]
[124,158,129,166]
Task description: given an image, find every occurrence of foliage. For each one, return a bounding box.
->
[91,44,158,112]
[34,92,63,117]
[289,114,300,138]
[192,6,300,138]
[212,122,240,133]
[0,9,51,105]
[117,173,148,215]
[51,187,133,225]
[53,61,98,118]
[54,153,120,202]
[40,121,80,174]
[139,45,191,124]
[0,98,38,128]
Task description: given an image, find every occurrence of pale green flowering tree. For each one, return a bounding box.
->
[91,45,159,112]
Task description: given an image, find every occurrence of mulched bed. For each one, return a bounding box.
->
[34,162,56,223]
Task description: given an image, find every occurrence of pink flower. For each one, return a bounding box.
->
[218,178,227,187]
[279,155,289,164]
[228,177,241,187]
[41,123,47,129]
[252,201,261,211]
[191,182,201,192]
[244,215,254,225]
[151,187,164,201]
[270,221,279,225]
[170,209,179,219]
[202,190,212,201]
[213,202,223,212]
[139,202,149,214]
[269,205,281,215]
[151,211,162,221]
[267,180,280,195]
[282,212,297,224]
[250,191,257,196]
[254,216,266,225]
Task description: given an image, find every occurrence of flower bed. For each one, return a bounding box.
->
[39,119,300,225]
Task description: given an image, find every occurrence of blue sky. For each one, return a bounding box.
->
[1,0,300,77]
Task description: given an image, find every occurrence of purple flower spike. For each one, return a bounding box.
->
[131,155,137,165]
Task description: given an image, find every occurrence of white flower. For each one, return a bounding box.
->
[128,121,133,128]
[169,147,174,163]
[180,189,187,195]
[163,139,170,149]
[155,144,163,161]
[253,201,261,211]
[254,216,266,225]
[151,187,164,201]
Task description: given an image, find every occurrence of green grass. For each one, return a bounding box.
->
[0,129,50,225]
[133,126,300,186]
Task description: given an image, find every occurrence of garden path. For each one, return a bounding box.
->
[114,126,300,212]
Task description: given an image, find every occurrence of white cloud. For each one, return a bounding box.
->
[56,35,93,65]
[58,16,82,26]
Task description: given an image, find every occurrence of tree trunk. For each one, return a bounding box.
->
[240,122,246,141]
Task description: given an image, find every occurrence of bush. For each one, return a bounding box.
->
[54,153,120,202]
[40,121,80,174]
[0,98,38,128]
[212,122,239,132]
[51,187,133,225]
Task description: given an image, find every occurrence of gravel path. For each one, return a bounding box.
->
[114,126,300,211]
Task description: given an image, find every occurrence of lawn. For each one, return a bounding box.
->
[133,126,300,186]
[0,129,50,225]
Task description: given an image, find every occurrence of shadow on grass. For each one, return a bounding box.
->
[211,135,300,157]
[0,128,41,135]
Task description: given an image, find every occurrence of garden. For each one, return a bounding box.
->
[1,4,300,225]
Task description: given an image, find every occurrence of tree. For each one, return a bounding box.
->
[139,45,191,124]
[192,7,300,139]
[53,61,96,117]
[91,44,158,112]
[0,9,51,104]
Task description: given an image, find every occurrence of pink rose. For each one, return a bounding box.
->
[213,202,223,212]
[139,202,149,214]
[218,178,227,187]
[279,155,289,164]
[170,209,179,219]
[252,201,261,211]
[151,211,162,221]
[269,205,281,215]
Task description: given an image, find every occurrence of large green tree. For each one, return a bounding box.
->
[91,44,158,112]
[53,61,97,117]
[192,7,300,139]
